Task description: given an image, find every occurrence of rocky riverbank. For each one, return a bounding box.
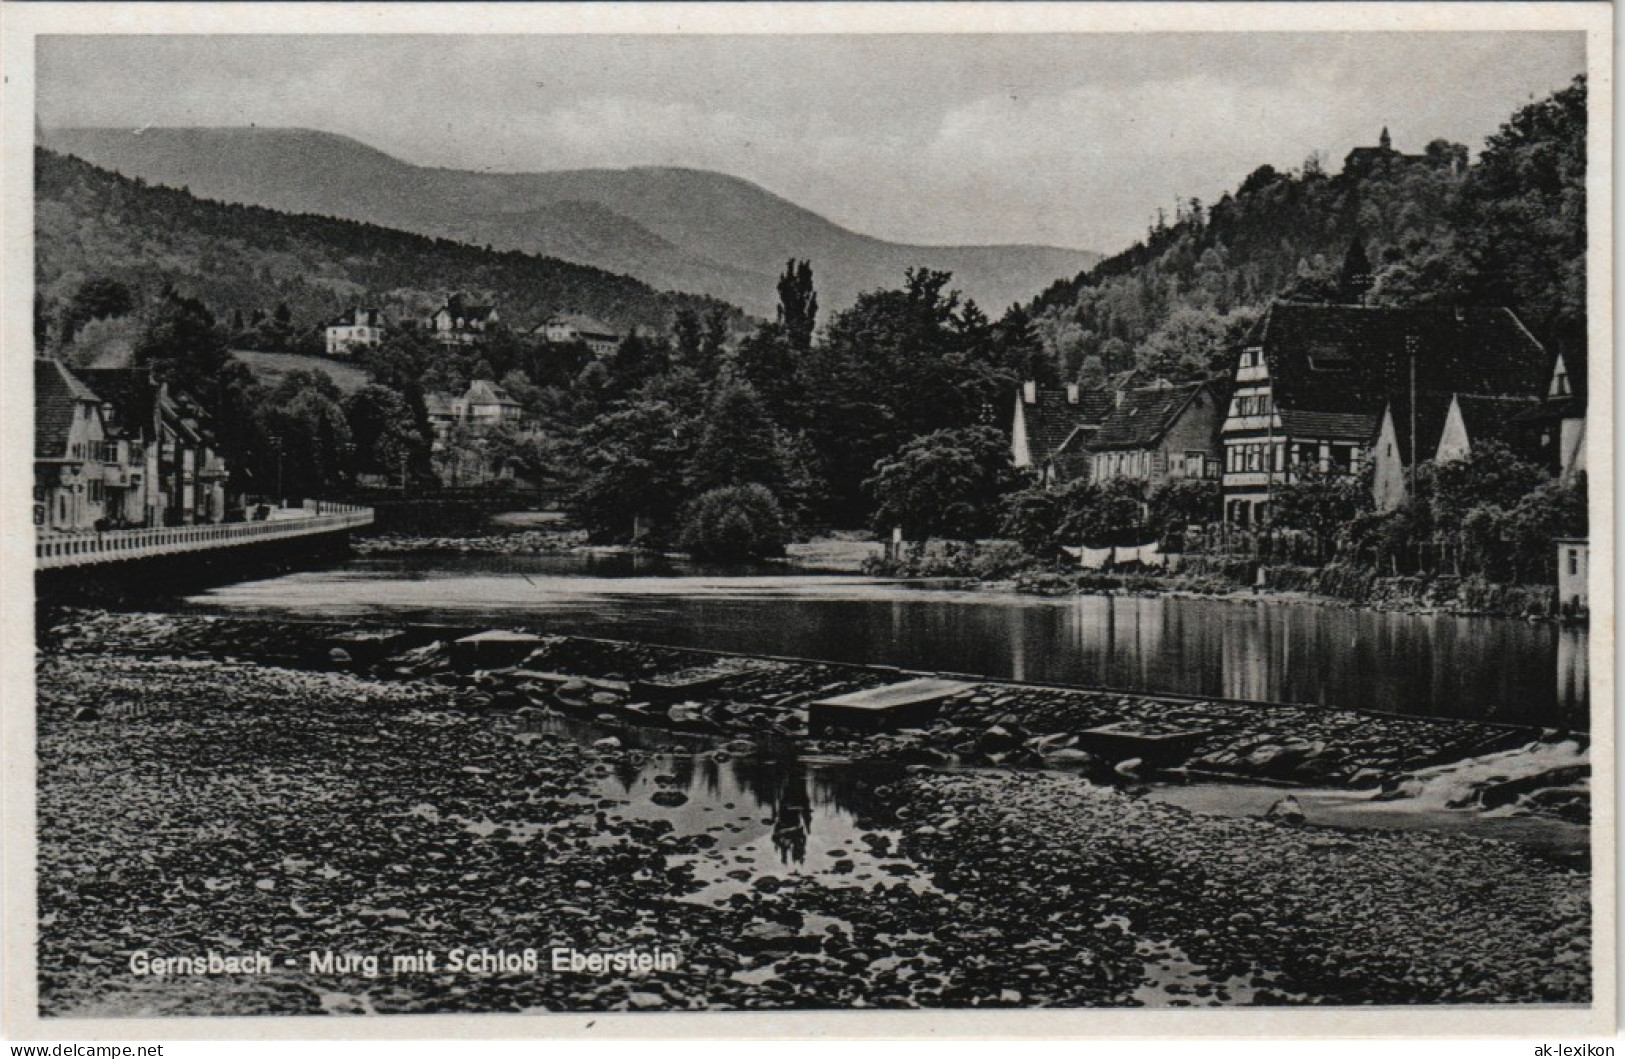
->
[354,528,591,556]
[36,612,1591,1013]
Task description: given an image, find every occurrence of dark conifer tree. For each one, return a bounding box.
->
[776,259,818,353]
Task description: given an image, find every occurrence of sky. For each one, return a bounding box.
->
[36,33,1586,254]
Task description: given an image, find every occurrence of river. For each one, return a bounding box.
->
[185,552,1588,729]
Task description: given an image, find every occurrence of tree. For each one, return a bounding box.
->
[672,308,705,372]
[1459,74,1586,352]
[803,268,994,524]
[690,380,786,495]
[609,328,670,394]
[702,304,731,370]
[1500,473,1587,582]
[133,286,239,400]
[776,259,818,353]
[864,425,1015,542]
[995,303,1052,384]
[678,484,789,561]
[734,323,799,427]
[569,399,693,544]
[1337,237,1373,304]
[254,370,354,497]
[1147,478,1221,537]
[1140,307,1248,381]
[1271,465,1372,551]
[62,277,136,344]
[1422,442,1549,530]
[344,385,429,482]
[1000,485,1064,558]
[1056,477,1146,547]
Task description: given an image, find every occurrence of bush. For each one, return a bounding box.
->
[1000,485,1063,557]
[677,484,789,561]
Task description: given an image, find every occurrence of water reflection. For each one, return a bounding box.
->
[192,554,1589,728]
[522,709,906,874]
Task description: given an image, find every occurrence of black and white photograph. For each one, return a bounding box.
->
[4,2,1612,1039]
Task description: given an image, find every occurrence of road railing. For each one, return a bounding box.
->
[36,502,373,570]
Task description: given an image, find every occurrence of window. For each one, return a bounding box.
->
[1569,549,1580,576]
[1185,451,1206,478]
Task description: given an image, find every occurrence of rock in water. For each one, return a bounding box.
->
[1265,795,1307,825]
[328,647,352,665]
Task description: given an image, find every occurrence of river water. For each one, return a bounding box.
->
[187,552,1588,729]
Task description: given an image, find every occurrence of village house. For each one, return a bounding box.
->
[428,295,500,346]
[1010,381,1114,485]
[423,378,531,486]
[1514,348,1587,480]
[1221,303,1549,525]
[35,357,114,533]
[325,307,387,357]
[166,391,231,524]
[423,392,460,448]
[536,312,621,357]
[76,367,237,527]
[1089,380,1228,486]
[74,367,164,528]
[1555,536,1588,611]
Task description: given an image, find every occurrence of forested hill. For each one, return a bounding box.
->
[34,148,743,341]
[1026,76,1586,386]
[43,126,1101,318]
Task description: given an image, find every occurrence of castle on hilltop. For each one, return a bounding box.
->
[1343,127,1466,179]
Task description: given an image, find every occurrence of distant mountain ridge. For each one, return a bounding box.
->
[43,126,1100,317]
[34,147,738,343]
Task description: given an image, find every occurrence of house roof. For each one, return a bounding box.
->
[464,379,520,407]
[1454,394,1543,457]
[424,392,458,416]
[330,307,386,328]
[1380,392,1455,463]
[1090,382,1212,451]
[543,313,620,340]
[76,367,162,438]
[439,303,496,324]
[1518,347,1589,423]
[35,358,100,459]
[1278,408,1382,442]
[1246,303,1549,425]
[1020,387,1113,462]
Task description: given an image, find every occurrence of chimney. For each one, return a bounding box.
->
[1066,383,1079,405]
[1022,380,1037,405]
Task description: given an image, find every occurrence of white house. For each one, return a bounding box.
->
[325,307,387,357]
[537,313,621,357]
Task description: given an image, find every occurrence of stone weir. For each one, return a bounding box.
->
[41,610,1584,813]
